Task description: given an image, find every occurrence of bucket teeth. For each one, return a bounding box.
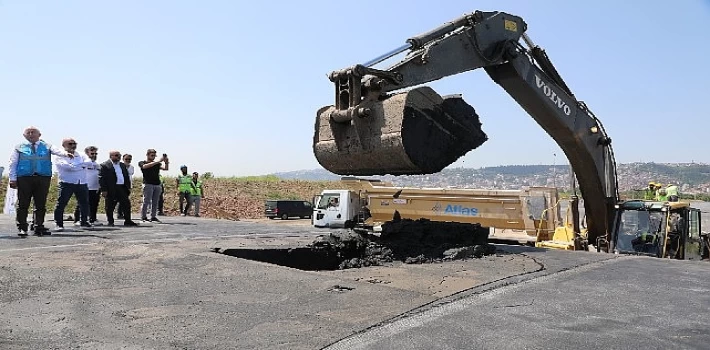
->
[313,86,488,176]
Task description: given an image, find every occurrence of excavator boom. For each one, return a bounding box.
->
[313,10,619,244]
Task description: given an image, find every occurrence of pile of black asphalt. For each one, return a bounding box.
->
[310,218,495,269]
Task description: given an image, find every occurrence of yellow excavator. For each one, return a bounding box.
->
[312,10,709,260]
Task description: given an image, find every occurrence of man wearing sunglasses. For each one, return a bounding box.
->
[74,146,101,226]
[99,151,138,227]
[138,149,169,222]
[53,138,92,231]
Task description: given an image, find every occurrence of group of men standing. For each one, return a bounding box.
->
[645,182,680,202]
[176,165,205,217]
[6,126,174,237]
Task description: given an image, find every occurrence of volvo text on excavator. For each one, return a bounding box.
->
[313,10,708,259]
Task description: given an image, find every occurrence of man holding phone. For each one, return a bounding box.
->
[137,149,169,222]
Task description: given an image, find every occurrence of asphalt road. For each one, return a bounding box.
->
[326,248,710,350]
[1,214,709,349]
[0,214,319,251]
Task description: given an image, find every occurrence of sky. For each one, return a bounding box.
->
[1,1,708,177]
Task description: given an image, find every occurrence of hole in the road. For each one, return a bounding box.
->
[215,218,496,271]
[219,248,344,270]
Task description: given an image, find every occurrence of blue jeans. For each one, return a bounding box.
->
[54,182,89,227]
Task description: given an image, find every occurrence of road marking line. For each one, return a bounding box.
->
[0,231,324,252]
[0,243,98,252]
[121,232,322,244]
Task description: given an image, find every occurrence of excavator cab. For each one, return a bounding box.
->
[608,201,705,260]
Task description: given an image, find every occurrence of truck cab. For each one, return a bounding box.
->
[609,200,705,260]
[312,190,363,228]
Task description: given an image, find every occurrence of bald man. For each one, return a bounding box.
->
[98,150,138,227]
[8,126,73,236]
[53,137,93,231]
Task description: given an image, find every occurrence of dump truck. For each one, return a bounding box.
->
[312,10,709,259]
[313,177,562,244]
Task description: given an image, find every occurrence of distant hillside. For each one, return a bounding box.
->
[271,162,710,194]
[272,168,341,181]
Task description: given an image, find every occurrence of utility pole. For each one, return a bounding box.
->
[552,153,557,189]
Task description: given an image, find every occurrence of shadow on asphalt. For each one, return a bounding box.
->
[44,233,111,238]
[492,244,550,253]
[150,222,197,226]
[107,225,153,229]
[62,227,134,231]
[0,233,111,239]
[0,236,33,240]
[81,227,121,232]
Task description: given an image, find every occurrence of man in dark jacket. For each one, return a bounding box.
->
[98,150,138,227]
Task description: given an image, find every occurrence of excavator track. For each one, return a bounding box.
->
[313,86,488,176]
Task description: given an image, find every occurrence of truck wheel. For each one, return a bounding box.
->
[281,213,289,220]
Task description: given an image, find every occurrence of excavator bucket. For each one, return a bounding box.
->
[313,86,488,176]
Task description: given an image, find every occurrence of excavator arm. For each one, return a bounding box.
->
[313,10,619,245]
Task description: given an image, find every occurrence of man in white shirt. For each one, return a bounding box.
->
[53,138,92,231]
[123,154,135,178]
[73,146,101,225]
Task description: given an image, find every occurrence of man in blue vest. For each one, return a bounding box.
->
[8,126,73,236]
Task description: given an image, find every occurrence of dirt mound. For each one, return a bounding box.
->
[310,218,495,269]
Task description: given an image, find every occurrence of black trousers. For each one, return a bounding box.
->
[15,176,51,231]
[105,185,132,224]
[74,189,100,223]
[179,191,191,214]
[157,185,165,214]
[117,201,125,218]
